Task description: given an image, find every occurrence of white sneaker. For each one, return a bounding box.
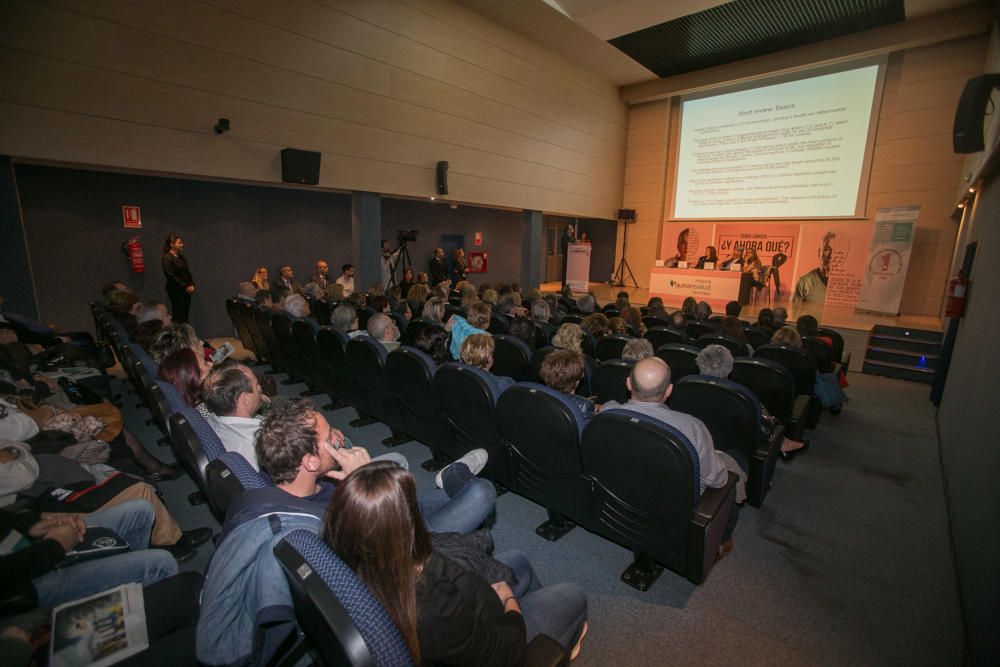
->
[435,449,489,489]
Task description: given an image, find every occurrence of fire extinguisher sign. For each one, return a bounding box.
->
[122,205,142,229]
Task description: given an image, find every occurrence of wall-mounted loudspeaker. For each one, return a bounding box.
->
[436,161,449,195]
[617,208,637,222]
[281,148,321,185]
[953,74,1000,154]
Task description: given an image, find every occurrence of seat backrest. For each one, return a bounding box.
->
[560,314,584,325]
[357,306,377,331]
[745,327,771,350]
[654,343,701,383]
[129,343,158,377]
[642,316,670,331]
[168,407,226,488]
[433,363,502,460]
[487,314,510,335]
[389,313,409,336]
[730,358,795,423]
[685,322,715,339]
[595,334,632,361]
[695,333,749,357]
[753,344,817,396]
[386,347,445,448]
[533,321,556,349]
[491,334,532,382]
[275,530,412,667]
[816,327,845,363]
[803,336,835,373]
[579,331,597,358]
[528,346,556,383]
[345,337,391,420]
[497,383,587,473]
[591,359,633,404]
[669,376,762,458]
[402,318,436,347]
[155,379,188,416]
[644,327,688,349]
[313,299,332,326]
[205,451,268,518]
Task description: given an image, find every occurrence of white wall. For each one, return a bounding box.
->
[0,0,626,219]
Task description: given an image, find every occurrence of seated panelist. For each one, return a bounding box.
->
[695,246,719,270]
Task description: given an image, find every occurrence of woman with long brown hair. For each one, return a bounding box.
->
[325,462,589,665]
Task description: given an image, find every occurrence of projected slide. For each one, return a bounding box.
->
[674,64,880,219]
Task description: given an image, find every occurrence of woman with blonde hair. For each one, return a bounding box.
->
[551,323,584,354]
[452,248,468,283]
[482,289,498,307]
[251,267,270,291]
[324,282,344,302]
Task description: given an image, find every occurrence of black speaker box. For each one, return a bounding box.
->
[953,74,1000,154]
[618,208,636,221]
[436,160,449,195]
[281,148,321,185]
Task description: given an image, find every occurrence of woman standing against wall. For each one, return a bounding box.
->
[451,247,468,283]
[161,235,195,324]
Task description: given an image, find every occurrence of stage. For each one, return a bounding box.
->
[539,281,943,372]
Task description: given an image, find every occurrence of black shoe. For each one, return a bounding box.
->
[779,439,810,463]
[161,527,214,563]
[144,464,182,483]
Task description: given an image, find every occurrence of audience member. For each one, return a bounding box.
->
[719,316,752,354]
[202,362,270,470]
[399,267,415,297]
[461,333,514,393]
[681,297,697,319]
[447,302,491,360]
[576,293,596,314]
[251,266,270,291]
[580,313,609,339]
[422,296,447,322]
[367,313,401,352]
[621,307,644,335]
[302,282,324,300]
[107,289,140,331]
[756,307,776,334]
[772,306,788,328]
[602,357,745,552]
[725,300,742,317]
[269,285,291,313]
[149,323,202,364]
[414,324,450,366]
[283,294,312,321]
[771,326,801,347]
[538,350,593,422]
[416,271,430,286]
[614,291,630,313]
[331,304,363,338]
[481,289,498,307]
[324,462,589,665]
[608,317,627,335]
[310,260,331,290]
[694,301,712,323]
[236,282,258,302]
[551,323,584,354]
[621,338,654,361]
[531,298,551,324]
[158,347,211,408]
[276,264,303,295]
[324,282,345,302]
[335,264,356,297]
[135,301,172,328]
[507,316,537,350]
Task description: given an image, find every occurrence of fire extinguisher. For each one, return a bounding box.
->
[944,272,968,318]
[125,236,145,273]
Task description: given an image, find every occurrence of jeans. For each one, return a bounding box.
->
[418,462,496,534]
[32,499,179,608]
[494,550,588,651]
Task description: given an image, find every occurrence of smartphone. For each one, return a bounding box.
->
[210,342,235,365]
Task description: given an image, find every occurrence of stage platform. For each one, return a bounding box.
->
[539,281,943,372]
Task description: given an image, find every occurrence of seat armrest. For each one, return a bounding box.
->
[692,472,738,527]
[755,422,784,461]
[526,634,569,667]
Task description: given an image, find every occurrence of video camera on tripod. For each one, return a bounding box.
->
[387,229,419,287]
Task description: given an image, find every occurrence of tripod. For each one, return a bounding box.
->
[612,217,638,288]
[386,242,413,288]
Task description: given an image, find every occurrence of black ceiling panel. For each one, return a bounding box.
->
[609,0,906,78]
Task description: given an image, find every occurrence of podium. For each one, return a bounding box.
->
[566,243,591,292]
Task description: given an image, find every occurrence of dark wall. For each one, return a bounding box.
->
[14,165,352,337]
[543,215,617,284]
[381,199,524,286]
[0,157,37,319]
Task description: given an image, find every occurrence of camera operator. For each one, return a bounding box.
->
[381,239,402,289]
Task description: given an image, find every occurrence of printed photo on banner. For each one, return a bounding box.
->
[661,222,715,268]
[715,224,799,302]
[793,222,874,312]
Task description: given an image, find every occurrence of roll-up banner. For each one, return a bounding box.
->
[856,206,920,316]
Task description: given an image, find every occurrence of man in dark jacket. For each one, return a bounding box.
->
[429,247,449,286]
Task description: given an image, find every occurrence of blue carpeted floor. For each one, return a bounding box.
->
[126,362,963,666]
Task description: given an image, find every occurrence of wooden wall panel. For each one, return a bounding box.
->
[0,0,625,219]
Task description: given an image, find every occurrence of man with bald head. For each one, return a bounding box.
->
[602,356,746,551]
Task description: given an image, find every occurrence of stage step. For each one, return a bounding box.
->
[862,325,942,385]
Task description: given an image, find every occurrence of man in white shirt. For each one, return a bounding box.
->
[601,356,745,553]
[335,264,356,297]
[202,363,267,470]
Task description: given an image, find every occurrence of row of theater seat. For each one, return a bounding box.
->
[220,300,828,589]
[91,303,572,665]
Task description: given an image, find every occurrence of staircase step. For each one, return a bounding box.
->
[862,359,936,384]
[870,325,942,344]
[868,335,941,355]
[865,347,938,369]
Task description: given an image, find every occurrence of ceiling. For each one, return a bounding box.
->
[458,0,983,85]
